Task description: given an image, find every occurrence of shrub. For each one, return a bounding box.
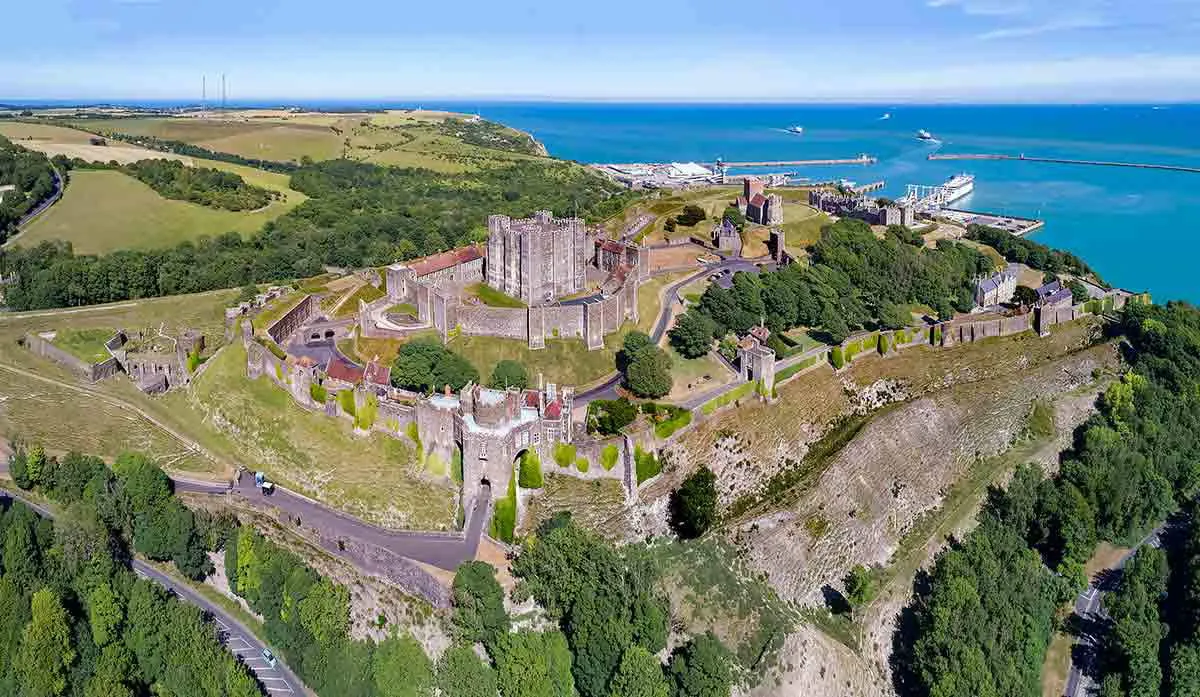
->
[338,389,356,416]
[699,381,755,415]
[634,446,662,484]
[932,325,943,345]
[670,467,718,539]
[575,457,589,473]
[355,392,378,430]
[877,333,892,355]
[553,443,577,468]
[489,476,517,543]
[518,449,544,489]
[653,408,692,439]
[830,346,846,369]
[309,382,328,403]
[601,444,620,471]
[588,398,638,435]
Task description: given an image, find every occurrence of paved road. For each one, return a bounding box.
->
[0,488,309,696]
[1064,527,1164,697]
[177,473,491,572]
[576,258,769,406]
[2,165,64,249]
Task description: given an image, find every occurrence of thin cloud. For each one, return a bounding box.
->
[977,15,1109,39]
[926,0,1028,16]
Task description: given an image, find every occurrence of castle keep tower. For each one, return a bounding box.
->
[486,211,586,305]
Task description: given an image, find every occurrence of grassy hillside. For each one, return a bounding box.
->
[16,169,303,254]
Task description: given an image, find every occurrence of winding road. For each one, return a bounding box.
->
[576,257,771,405]
[0,488,310,696]
[1063,526,1164,697]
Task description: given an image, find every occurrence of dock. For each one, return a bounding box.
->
[851,180,886,194]
[716,155,876,168]
[929,153,1200,174]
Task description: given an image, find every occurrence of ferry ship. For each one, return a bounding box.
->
[786,125,804,134]
[917,129,935,141]
[941,173,974,203]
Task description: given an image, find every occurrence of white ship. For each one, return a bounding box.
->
[917,129,935,141]
[941,173,974,203]
[786,125,804,134]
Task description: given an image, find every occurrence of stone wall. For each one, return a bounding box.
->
[457,305,529,341]
[267,295,316,345]
[21,333,120,382]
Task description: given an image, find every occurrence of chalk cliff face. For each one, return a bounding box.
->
[628,320,1113,697]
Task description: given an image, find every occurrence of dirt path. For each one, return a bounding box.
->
[0,361,230,477]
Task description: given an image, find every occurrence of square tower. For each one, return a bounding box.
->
[486,210,586,305]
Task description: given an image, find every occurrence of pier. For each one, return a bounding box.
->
[851,180,886,194]
[716,155,876,168]
[929,153,1200,174]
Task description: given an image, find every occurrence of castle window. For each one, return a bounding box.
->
[520,432,529,447]
[532,431,541,444]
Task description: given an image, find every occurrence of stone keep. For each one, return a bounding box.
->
[486,211,586,305]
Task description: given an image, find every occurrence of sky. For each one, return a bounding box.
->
[3,0,1200,102]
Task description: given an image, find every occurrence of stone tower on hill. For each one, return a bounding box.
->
[486,211,587,305]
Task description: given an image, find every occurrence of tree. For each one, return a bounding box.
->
[609,646,669,697]
[86,644,135,697]
[299,578,350,646]
[589,398,638,436]
[567,585,634,697]
[236,284,260,303]
[621,332,654,367]
[877,302,911,330]
[668,633,732,697]
[392,340,478,393]
[495,630,576,697]
[519,448,545,489]
[490,360,529,390]
[720,206,745,230]
[1069,279,1090,304]
[24,444,47,488]
[452,561,510,650]
[669,312,716,359]
[373,632,434,697]
[676,205,706,227]
[14,588,76,697]
[437,645,498,697]
[843,565,877,607]
[87,582,124,648]
[669,467,718,539]
[626,347,672,399]
[1012,285,1039,307]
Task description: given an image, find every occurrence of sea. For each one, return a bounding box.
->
[428,102,1200,303]
[16,100,1200,302]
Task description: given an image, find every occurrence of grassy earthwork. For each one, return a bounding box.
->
[51,328,114,363]
[465,283,527,309]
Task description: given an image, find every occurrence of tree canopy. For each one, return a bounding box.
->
[390,339,479,393]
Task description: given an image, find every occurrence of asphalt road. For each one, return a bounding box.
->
[576,258,769,405]
[0,488,309,696]
[1064,526,1164,697]
[177,472,491,572]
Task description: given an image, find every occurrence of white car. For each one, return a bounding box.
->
[261,647,277,668]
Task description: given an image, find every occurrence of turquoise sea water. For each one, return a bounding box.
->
[429,102,1200,303]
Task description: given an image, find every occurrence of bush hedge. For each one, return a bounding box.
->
[700,381,756,415]
[309,382,328,403]
[634,446,662,484]
[830,346,846,369]
[490,475,517,543]
[601,444,620,471]
[553,443,577,468]
[338,389,356,416]
[518,449,544,489]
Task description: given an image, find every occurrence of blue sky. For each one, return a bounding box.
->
[4,0,1200,102]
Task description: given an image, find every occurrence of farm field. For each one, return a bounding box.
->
[68,117,346,163]
[14,169,303,254]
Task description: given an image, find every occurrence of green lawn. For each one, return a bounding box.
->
[188,342,456,529]
[779,202,828,250]
[334,284,386,318]
[386,303,417,317]
[466,283,526,309]
[17,170,303,255]
[51,328,114,363]
[449,334,619,387]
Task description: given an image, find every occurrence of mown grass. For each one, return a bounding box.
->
[51,328,114,363]
[334,284,385,318]
[187,342,455,529]
[18,170,303,254]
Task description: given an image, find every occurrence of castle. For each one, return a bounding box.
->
[808,189,916,228]
[486,211,587,305]
[736,177,784,226]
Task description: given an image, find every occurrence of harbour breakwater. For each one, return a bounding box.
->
[929,153,1200,174]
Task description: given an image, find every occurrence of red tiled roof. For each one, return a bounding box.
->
[749,194,767,208]
[524,390,540,408]
[596,239,625,254]
[363,360,390,386]
[736,196,747,206]
[325,359,364,384]
[544,399,561,419]
[407,245,483,278]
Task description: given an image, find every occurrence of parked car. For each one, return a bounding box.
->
[262,648,277,668]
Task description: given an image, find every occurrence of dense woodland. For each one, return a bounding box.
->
[1,158,634,310]
[966,224,1095,279]
[0,136,57,242]
[2,439,733,697]
[895,300,1200,697]
[62,158,277,211]
[669,218,992,355]
[0,449,259,697]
